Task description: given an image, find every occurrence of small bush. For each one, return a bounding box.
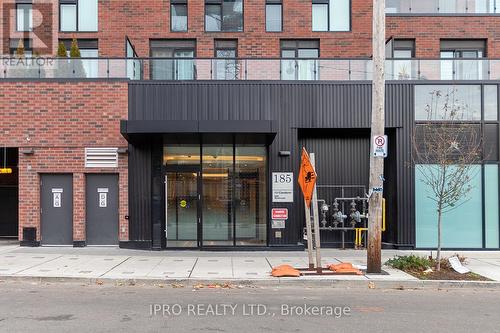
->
[385,255,433,271]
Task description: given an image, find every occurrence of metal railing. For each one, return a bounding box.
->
[1,57,500,81]
[386,0,499,14]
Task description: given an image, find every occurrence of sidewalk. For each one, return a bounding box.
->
[1,243,500,288]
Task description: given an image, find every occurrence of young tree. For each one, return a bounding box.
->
[412,88,482,271]
[57,42,67,57]
[16,39,25,58]
[69,38,86,77]
[70,38,81,58]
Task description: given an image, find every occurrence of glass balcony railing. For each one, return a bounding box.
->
[1,57,500,81]
[386,0,499,14]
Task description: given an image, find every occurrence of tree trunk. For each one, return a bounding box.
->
[436,205,442,271]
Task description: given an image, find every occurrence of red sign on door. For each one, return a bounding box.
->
[272,208,288,220]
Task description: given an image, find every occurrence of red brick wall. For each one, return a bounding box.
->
[386,16,500,58]
[0,81,129,243]
[0,0,373,57]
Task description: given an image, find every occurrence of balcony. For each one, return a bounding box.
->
[1,57,500,81]
[386,0,499,14]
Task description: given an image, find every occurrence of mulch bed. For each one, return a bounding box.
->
[404,268,491,281]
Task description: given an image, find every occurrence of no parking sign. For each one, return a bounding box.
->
[373,135,388,158]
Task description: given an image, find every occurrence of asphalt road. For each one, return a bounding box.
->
[0,280,499,333]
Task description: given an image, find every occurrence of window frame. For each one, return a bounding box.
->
[265,0,283,32]
[311,0,351,32]
[59,0,98,33]
[9,38,33,56]
[171,0,188,32]
[204,0,244,32]
[16,1,33,32]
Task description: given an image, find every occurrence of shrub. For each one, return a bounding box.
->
[385,255,433,271]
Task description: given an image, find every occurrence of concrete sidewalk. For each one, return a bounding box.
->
[1,244,500,287]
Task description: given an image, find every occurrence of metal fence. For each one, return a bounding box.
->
[386,0,499,14]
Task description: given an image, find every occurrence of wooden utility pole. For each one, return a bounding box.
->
[367,0,386,274]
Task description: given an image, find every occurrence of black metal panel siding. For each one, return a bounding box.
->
[128,143,152,241]
[128,81,415,247]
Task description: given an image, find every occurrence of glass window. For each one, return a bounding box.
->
[281,40,319,80]
[312,4,328,31]
[485,165,500,248]
[202,145,234,246]
[312,0,350,32]
[222,0,243,31]
[415,85,482,121]
[171,3,188,31]
[235,146,267,246]
[215,40,238,80]
[17,4,32,32]
[484,85,498,121]
[60,4,77,31]
[266,4,282,32]
[78,0,98,31]
[205,0,243,32]
[60,0,98,32]
[415,164,483,248]
[205,4,222,31]
[80,49,98,78]
[150,40,196,80]
[330,0,350,31]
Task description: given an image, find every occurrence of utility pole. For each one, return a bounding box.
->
[367,0,386,274]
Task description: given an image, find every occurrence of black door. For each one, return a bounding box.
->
[40,174,73,245]
[86,174,119,245]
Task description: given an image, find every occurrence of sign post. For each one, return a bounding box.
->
[309,153,322,273]
[298,148,318,270]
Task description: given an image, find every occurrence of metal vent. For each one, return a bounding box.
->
[85,148,118,168]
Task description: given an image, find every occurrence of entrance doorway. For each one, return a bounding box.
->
[163,142,268,248]
[165,169,200,248]
[0,148,18,239]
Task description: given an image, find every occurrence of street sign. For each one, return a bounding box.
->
[272,172,293,202]
[298,148,317,208]
[373,135,388,157]
[272,208,288,220]
[0,168,12,174]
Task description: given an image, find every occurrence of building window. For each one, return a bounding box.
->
[386,38,415,80]
[266,0,282,32]
[281,40,319,80]
[484,85,499,121]
[16,1,33,32]
[60,39,99,77]
[10,38,32,57]
[205,0,243,32]
[171,0,188,32]
[214,39,239,80]
[59,0,98,32]
[415,85,482,121]
[150,39,196,80]
[440,39,486,80]
[312,0,350,32]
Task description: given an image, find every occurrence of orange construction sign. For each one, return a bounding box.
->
[298,148,317,208]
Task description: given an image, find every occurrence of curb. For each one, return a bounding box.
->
[1,275,500,290]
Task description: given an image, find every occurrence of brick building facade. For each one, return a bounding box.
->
[0,81,128,244]
[0,0,499,249]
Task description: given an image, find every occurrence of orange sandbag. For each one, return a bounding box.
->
[271,265,301,277]
[328,263,354,271]
[335,268,364,275]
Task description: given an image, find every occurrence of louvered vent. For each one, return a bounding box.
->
[85,148,118,168]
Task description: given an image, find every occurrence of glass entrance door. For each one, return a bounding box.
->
[165,170,200,248]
